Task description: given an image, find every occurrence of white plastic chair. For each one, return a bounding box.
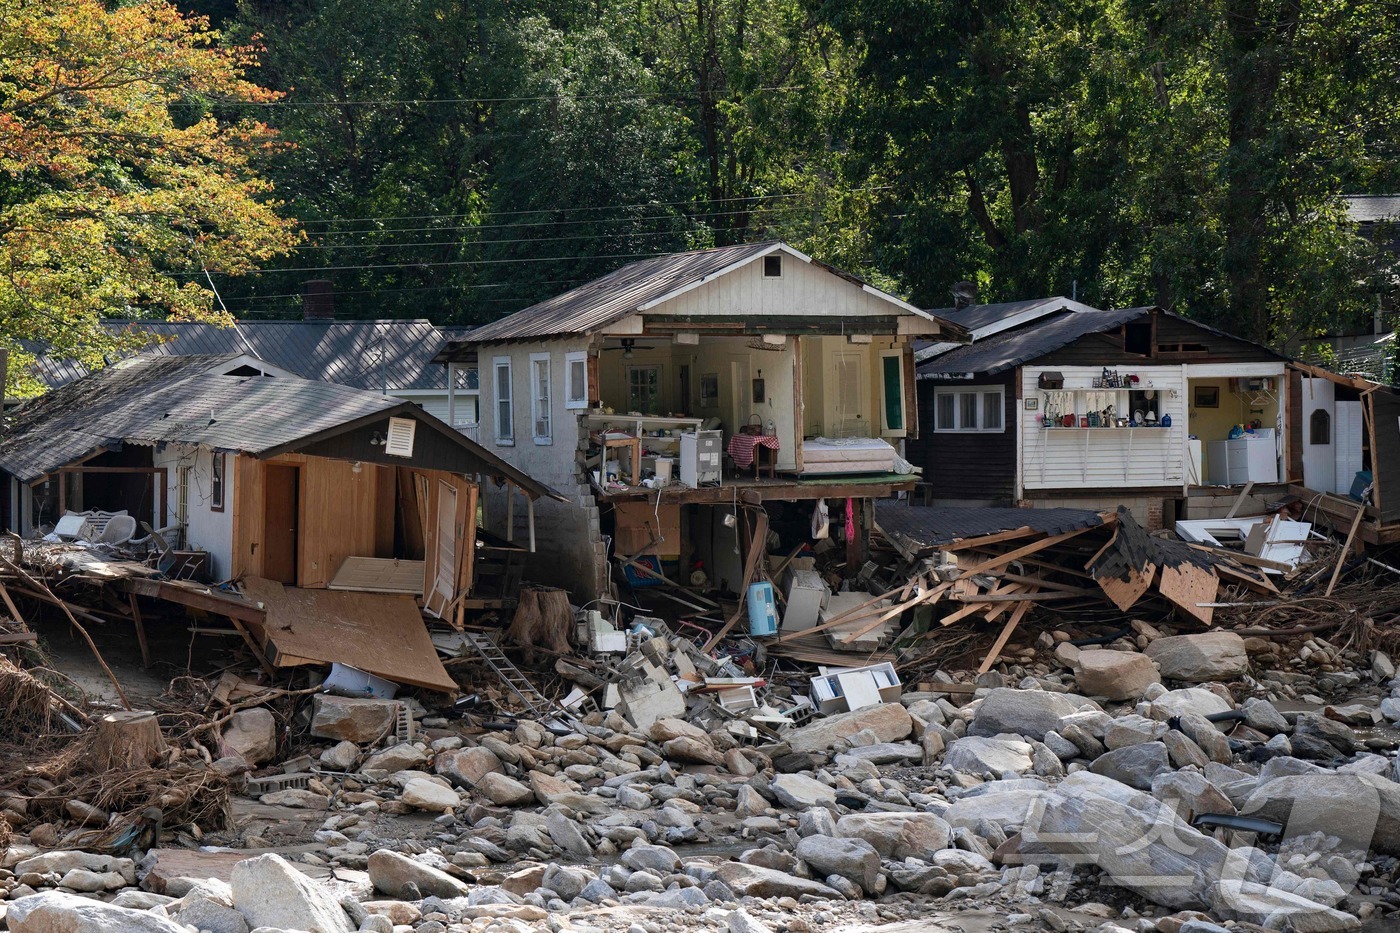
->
[97,514,138,545]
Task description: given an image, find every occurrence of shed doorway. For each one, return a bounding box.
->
[263,464,300,584]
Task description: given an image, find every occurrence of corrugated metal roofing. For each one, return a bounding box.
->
[1344,195,1400,224]
[918,307,1146,377]
[27,320,454,392]
[455,242,784,344]
[0,355,560,498]
[921,297,1100,334]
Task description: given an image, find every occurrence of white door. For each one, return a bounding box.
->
[1335,401,1364,496]
[727,358,750,435]
[1300,377,1336,494]
[425,480,458,618]
[832,351,867,437]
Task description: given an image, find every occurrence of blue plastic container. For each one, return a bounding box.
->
[747,582,778,636]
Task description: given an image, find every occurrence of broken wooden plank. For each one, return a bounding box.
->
[978,596,1035,674]
[1095,563,1156,612]
[1157,562,1219,626]
[1324,506,1366,598]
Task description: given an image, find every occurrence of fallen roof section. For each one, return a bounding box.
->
[243,577,458,694]
[873,502,1109,557]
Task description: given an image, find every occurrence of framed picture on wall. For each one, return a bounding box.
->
[700,373,719,407]
[752,377,765,404]
[1024,397,1038,410]
[1193,386,1219,409]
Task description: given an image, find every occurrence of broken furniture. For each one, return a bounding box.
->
[593,430,641,486]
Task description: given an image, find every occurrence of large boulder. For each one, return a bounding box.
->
[400,777,461,812]
[943,735,1034,775]
[476,772,535,807]
[1149,687,1233,721]
[1210,880,1359,932]
[944,786,1051,836]
[1144,633,1248,683]
[310,695,399,743]
[794,835,880,894]
[230,853,354,933]
[168,880,247,933]
[771,773,836,809]
[367,850,470,899]
[1022,771,1269,911]
[835,812,951,859]
[435,746,502,788]
[363,743,427,774]
[1074,650,1161,701]
[1088,741,1172,791]
[784,703,912,754]
[969,688,1095,741]
[220,709,277,766]
[715,862,842,899]
[1240,772,1400,855]
[7,892,189,933]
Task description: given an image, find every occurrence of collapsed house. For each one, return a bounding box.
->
[0,353,560,689]
[433,241,969,602]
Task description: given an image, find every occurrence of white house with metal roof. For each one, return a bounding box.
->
[435,241,966,601]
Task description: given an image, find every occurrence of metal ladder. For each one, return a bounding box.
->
[463,633,559,721]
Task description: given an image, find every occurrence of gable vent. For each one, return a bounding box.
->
[384,417,417,457]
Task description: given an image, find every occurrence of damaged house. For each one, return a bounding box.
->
[0,354,559,690]
[433,241,968,602]
[910,300,1291,527]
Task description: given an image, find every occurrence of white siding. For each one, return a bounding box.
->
[644,255,908,321]
[1021,365,1187,491]
[153,445,235,579]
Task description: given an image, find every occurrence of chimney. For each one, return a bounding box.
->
[951,281,977,310]
[301,279,334,320]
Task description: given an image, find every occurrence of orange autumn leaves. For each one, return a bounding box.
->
[0,0,298,391]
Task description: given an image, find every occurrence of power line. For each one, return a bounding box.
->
[191,249,678,276]
[293,187,892,226]
[236,85,807,108]
[222,278,589,302]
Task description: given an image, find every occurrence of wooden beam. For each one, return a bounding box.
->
[1325,506,1366,597]
[128,593,150,668]
[978,597,1034,674]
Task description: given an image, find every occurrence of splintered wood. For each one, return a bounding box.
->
[889,506,1260,673]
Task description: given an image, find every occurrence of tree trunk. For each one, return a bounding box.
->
[85,711,165,772]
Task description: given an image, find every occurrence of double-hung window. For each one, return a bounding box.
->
[934,386,1005,432]
[530,352,551,444]
[627,365,661,414]
[564,350,589,409]
[493,356,514,445]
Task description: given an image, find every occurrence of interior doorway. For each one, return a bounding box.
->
[263,464,300,584]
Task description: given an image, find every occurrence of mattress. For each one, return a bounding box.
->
[800,437,898,474]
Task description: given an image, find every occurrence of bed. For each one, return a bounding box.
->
[799,436,904,475]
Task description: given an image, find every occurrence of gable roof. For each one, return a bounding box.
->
[1344,195,1400,224]
[438,241,962,350]
[27,319,457,393]
[917,307,1149,377]
[918,305,1286,378]
[0,355,559,498]
[915,297,1101,363]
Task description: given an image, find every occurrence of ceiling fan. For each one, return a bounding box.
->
[600,338,658,358]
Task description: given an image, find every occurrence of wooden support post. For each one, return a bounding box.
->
[128,593,151,668]
[1325,506,1366,597]
[527,494,536,553]
[978,596,1034,674]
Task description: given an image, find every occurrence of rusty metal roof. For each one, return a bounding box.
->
[435,242,962,355]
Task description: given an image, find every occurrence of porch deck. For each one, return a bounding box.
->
[592,471,917,505]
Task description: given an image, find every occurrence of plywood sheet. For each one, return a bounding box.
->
[243,576,456,692]
[328,557,425,594]
[1096,563,1156,612]
[1156,562,1218,626]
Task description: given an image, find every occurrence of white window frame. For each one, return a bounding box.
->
[934,386,1005,433]
[530,352,552,445]
[626,364,662,413]
[878,348,908,437]
[493,356,514,446]
[564,350,589,409]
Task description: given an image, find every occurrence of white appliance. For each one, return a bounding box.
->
[679,430,722,487]
[782,569,828,632]
[1334,401,1364,496]
[1206,429,1278,485]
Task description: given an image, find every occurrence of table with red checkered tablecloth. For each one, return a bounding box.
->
[726,433,781,471]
